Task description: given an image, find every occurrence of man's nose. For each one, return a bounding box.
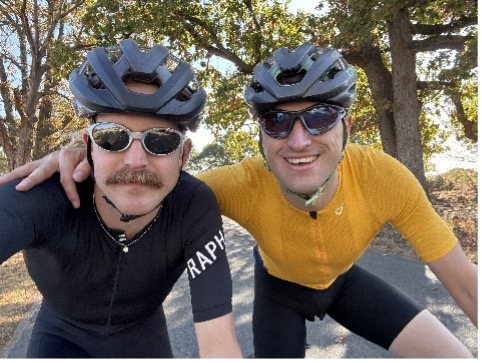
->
[122,139,149,167]
[286,119,312,150]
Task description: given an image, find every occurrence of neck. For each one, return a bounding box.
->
[93,188,160,239]
[282,170,339,212]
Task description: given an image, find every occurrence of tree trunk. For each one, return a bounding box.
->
[15,121,34,169]
[349,45,397,158]
[388,7,428,192]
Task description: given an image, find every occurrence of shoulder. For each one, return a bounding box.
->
[178,171,214,195]
[172,171,219,207]
[0,173,65,201]
[343,144,409,175]
[345,144,391,162]
[198,156,266,187]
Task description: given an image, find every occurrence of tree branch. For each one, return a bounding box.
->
[412,34,472,52]
[417,80,458,90]
[242,0,263,62]
[174,12,252,74]
[411,16,477,35]
[20,0,34,52]
[449,92,477,141]
[0,56,14,122]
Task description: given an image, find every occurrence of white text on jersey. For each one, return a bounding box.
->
[187,230,225,279]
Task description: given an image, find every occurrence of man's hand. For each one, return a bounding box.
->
[0,147,90,209]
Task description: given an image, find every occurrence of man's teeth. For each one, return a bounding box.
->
[287,156,317,164]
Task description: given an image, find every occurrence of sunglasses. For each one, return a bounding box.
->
[88,122,185,156]
[258,104,346,139]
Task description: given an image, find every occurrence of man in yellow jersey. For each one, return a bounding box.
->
[0,43,477,358]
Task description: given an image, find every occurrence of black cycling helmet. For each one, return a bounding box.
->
[69,38,206,131]
[244,42,357,116]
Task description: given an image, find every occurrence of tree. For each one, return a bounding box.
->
[186,131,259,175]
[1,0,475,187]
[306,0,477,189]
[185,143,231,175]
[0,0,87,170]
[75,0,476,190]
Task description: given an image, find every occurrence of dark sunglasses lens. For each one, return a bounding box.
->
[303,106,341,133]
[261,112,292,137]
[92,124,130,151]
[144,129,182,155]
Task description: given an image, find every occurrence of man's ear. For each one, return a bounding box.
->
[181,138,193,168]
[82,131,89,146]
[344,114,353,133]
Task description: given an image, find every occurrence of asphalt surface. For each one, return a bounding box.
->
[1,217,478,358]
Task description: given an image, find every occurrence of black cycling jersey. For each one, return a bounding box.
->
[0,172,232,340]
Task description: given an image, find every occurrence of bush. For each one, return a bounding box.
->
[427,168,478,193]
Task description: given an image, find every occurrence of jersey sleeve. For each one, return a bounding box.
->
[0,176,69,263]
[359,147,457,262]
[181,180,233,323]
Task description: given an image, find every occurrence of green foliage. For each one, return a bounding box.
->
[186,129,260,175]
[456,80,478,141]
[427,168,478,193]
[348,69,382,148]
[185,142,231,175]
[1,0,476,173]
[48,40,84,82]
[223,130,260,160]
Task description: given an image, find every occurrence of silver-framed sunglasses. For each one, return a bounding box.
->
[88,122,185,156]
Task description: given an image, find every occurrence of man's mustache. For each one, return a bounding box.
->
[105,168,163,189]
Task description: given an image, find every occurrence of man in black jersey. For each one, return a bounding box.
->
[0,39,241,358]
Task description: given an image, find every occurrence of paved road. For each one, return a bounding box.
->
[1,217,477,358]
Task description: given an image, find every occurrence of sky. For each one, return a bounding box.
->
[287,0,322,13]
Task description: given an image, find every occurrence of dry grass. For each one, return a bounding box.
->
[0,169,477,352]
[0,253,41,350]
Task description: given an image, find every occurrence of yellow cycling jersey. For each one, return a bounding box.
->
[199,144,457,290]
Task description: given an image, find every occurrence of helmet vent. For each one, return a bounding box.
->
[310,51,323,61]
[122,70,162,87]
[164,54,181,73]
[262,57,275,69]
[276,68,306,86]
[105,47,123,63]
[85,65,105,90]
[176,80,199,101]
[251,81,264,93]
[320,60,345,81]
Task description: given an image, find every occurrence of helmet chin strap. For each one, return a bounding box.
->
[287,169,336,206]
[102,195,162,223]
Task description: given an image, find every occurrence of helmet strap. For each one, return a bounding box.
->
[288,169,336,206]
[102,195,162,223]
